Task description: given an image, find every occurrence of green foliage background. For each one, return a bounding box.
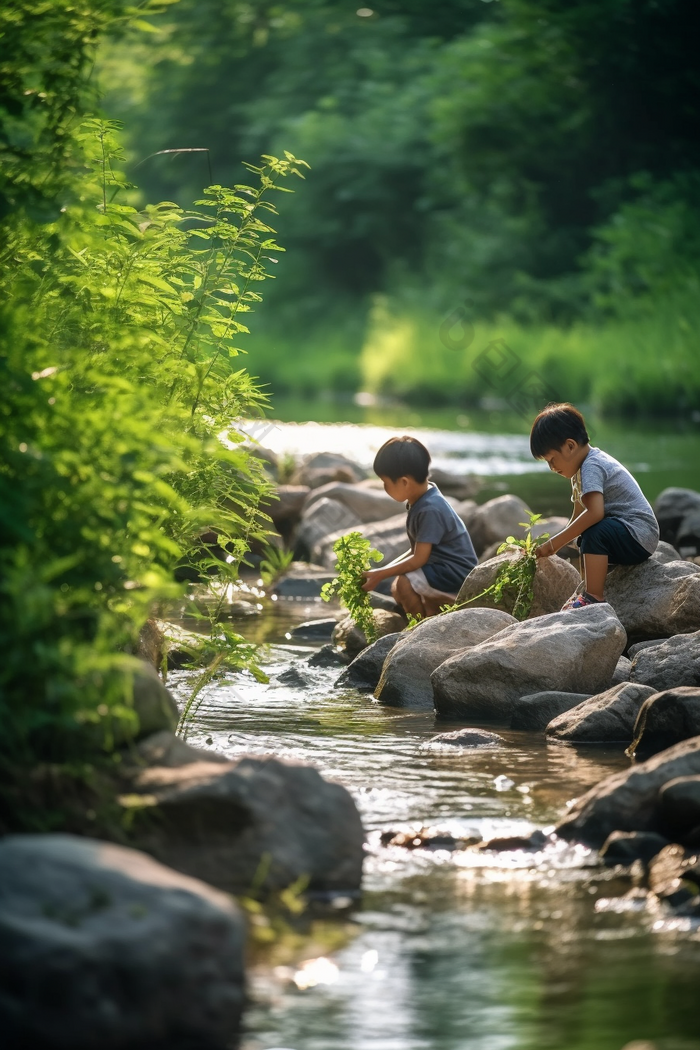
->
[99,0,700,415]
[0,1,304,770]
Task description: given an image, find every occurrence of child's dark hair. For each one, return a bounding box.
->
[373,436,431,483]
[530,403,589,459]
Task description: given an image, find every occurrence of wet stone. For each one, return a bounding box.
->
[307,644,347,668]
[381,826,482,851]
[275,665,313,688]
[290,617,338,640]
[423,728,504,749]
[478,829,548,852]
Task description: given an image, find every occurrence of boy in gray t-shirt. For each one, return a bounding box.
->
[530,403,659,610]
[361,436,477,618]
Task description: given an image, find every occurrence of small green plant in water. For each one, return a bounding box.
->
[321,532,383,643]
[440,513,548,621]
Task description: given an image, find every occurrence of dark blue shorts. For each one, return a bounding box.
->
[423,560,475,593]
[578,517,651,564]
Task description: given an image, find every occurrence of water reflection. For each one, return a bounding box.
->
[173,640,700,1050]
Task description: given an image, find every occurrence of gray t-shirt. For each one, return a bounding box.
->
[406,483,477,591]
[571,447,659,553]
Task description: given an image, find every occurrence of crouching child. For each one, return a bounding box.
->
[530,403,659,610]
[361,436,477,618]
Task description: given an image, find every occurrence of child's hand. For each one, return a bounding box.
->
[536,539,555,559]
[361,569,385,592]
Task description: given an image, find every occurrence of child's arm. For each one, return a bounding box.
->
[361,543,432,591]
[536,492,604,558]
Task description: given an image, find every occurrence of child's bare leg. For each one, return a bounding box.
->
[391,575,424,617]
[583,553,608,601]
[421,594,450,617]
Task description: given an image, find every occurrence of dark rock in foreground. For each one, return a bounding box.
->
[660,775,700,845]
[556,735,700,848]
[129,739,364,895]
[629,686,700,756]
[0,834,244,1050]
[510,691,592,732]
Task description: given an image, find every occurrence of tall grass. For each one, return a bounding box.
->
[250,290,699,417]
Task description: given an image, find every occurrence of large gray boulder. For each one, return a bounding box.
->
[467,494,532,555]
[603,558,700,642]
[335,632,403,691]
[456,551,580,619]
[510,691,592,732]
[332,610,406,658]
[295,497,362,559]
[374,607,516,709]
[304,481,398,524]
[130,751,364,895]
[545,682,657,745]
[315,513,408,569]
[432,604,626,723]
[0,834,244,1050]
[556,735,700,847]
[653,487,700,546]
[629,630,700,691]
[651,540,682,564]
[629,687,700,756]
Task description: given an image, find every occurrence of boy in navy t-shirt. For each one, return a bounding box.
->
[361,436,477,618]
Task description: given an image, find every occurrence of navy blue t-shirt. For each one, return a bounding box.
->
[406,483,477,592]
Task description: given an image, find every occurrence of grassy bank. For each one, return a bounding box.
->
[246,291,700,418]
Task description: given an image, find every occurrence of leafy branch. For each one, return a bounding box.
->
[321,532,383,643]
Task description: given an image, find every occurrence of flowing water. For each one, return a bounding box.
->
[184,408,700,1050]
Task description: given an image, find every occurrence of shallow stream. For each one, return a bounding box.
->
[173,600,700,1050]
[180,409,700,1050]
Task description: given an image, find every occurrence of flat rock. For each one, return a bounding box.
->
[374,607,516,709]
[303,481,398,524]
[467,494,533,556]
[0,834,244,1050]
[603,558,700,642]
[556,735,700,848]
[599,830,670,867]
[335,632,403,691]
[290,617,338,640]
[456,550,580,619]
[432,604,626,724]
[629,630,700,691]
[332,610,406,658]
[423,728,504,749]
[314,513,408,570]
[295,497,363,560]
[546,682,656,745]
[660,775,700,843]
[131,754,364,895]
[629,686,700,756]
[654,487,700,546]
[272,562,335,598]
[510,691,592,732]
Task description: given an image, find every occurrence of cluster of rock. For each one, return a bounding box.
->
[1,659,364,1049]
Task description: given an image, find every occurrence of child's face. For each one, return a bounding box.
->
[379,475,411,501]
[541,439,582,478]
